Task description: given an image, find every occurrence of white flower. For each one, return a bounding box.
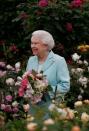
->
[27,122,37,131]
[12,101,18,107]
[15,76,22,86]
[88,66,89,72]
[6,78,15,86]
[72,53,81,62]
[36,73,43,78]
[42,126,48,131]
[84,60,88,66]
[71,68,76,74]
[78,76,88,87]
[76,68,84,74]
[77,60,83,64]
[74,101,83,107]
[81,112,89,123]
[17,76,22,81]
[57,108,67,119]
[44,118,55,125]
[78,95,82,100]
[80,88,84,94]
[64,108,75,120]
[23,104,30,112]
[83,100,89,104]
[15,62,21,69]
[6,64,14,70]
[26,116,35,122]
[48,104,56,111]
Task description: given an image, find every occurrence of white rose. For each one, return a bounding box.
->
[48,104,56,111]
[12,101,18,107]
[26,116,35,122]
[44,118,55,125]
[64,108,75,120]
[15,81,21,86]
[78,95,82,100]
[6,64,14,70]
[42,126,48,131]
[83,100,89,104]
[74,101,83,107]
[78,77,88,86]
[23,104,30,112]
[88,66,89,72]
[15,62,21,69]
[27,122,37,131]
[72,53,81,62]
[6,78,15,86]
[81,112,89,123]
[84,60,88,66]
[71,68,76,74]
[57,108,67,120]
[77,60,83,64]
[17,76,22,81]
[76,68,84,74]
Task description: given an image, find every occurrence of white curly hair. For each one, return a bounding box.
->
[31,30,55,50]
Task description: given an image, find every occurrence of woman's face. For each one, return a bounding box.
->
[31,36,48,56]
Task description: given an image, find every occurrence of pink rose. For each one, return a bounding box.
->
[20,78,28,90]
[70,0,82,8]
[1,104,6,110]
[13,107,19,113]
[5,95,13,102]
[38,0,48,7]
[18,87,24,97]
[4,105,12,112]
[0,62,6,67]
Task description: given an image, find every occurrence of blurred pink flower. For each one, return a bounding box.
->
[20,78,28,90]
[70,0,82,8]
[5,95,13,102]
[18,87,24,97]
[12,107,19,113]
[31,95,42,104]
[4,105,12,112]
[19,12,28,19]
[9,44,19,52]
[38,0,48,7]
[0,71,6,78]
[66,23,73,32]
[0,62,6,67]
[1,104,6,110]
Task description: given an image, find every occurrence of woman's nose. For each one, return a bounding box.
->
[31,44,35,48]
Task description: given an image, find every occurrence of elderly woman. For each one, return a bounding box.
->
[26,30,70,101]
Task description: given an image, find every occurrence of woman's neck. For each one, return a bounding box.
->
[38,52,49,64]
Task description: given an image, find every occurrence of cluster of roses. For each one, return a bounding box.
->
[0,61,49,120]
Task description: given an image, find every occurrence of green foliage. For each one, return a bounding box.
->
[15,0,89,48]
[1,0,89,62]
[0,0,30,62]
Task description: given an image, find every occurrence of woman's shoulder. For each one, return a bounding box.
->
[53,53,65,62]
[28,55,37,62]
